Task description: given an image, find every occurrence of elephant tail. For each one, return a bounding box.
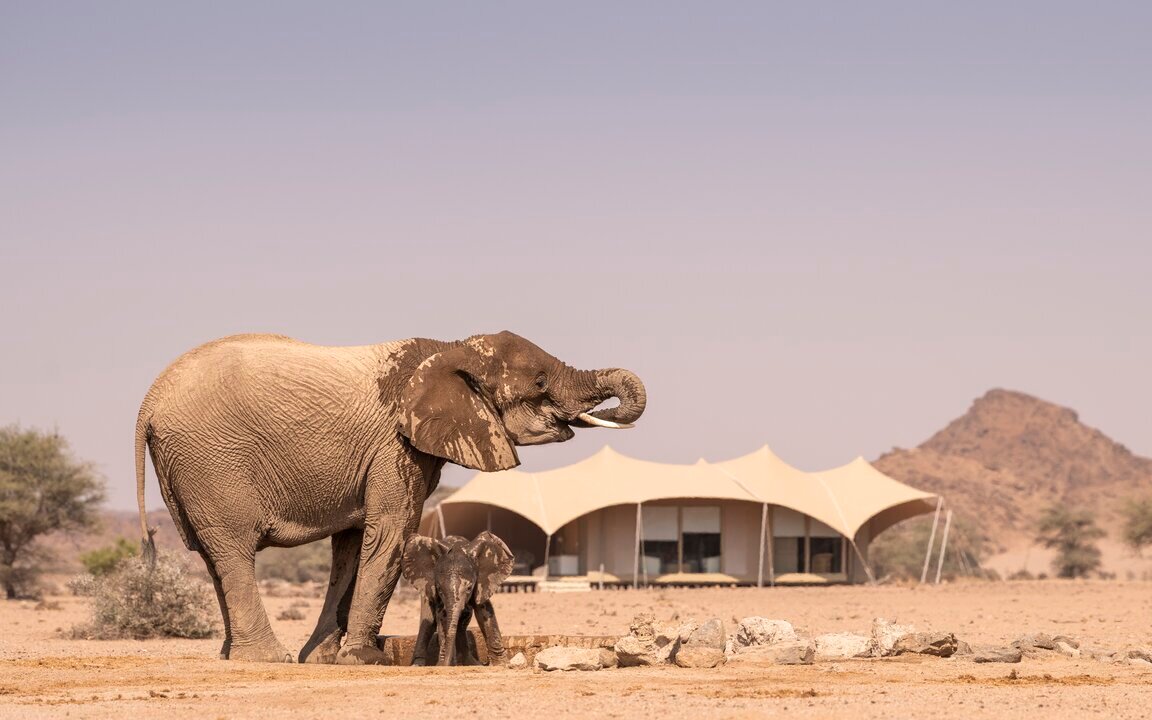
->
[136,405,157,569]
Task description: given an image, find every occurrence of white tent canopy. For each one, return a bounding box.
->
[436,444,937,541]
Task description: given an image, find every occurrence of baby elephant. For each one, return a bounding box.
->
[401,531,515,666]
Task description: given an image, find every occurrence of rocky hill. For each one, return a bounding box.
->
[874,389,1152,575]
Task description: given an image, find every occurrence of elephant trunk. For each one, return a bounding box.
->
[565,367,647,426]
[439,598,467,666]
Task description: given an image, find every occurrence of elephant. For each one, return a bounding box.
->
[401,532,513,666]
[133,331,645,664]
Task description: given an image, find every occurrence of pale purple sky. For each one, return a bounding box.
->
[2,3,1149,511]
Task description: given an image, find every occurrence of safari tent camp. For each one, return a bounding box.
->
[420,446,939,586]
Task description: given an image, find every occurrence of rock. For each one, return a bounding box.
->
[1013,632,1057,651]
[732,617,798,651]
[675,646,726,668]
[508,652,527,669]
[1053,635,1080,649]
[676,620,699,643]
[813,633,871,660]
[534,647,602,672]
[972,647,1023,664]
[955,640,974,656]
[1131,657,1152,668]
[726,640,815,666]
[689,618,726,649]
[1055,641,1080,659]
[1127,648,1152,663]
[598,648,619,669]
[868,618,916,657]
[892,632,958,658]
[614,635,652,667]
[614,614,684,666]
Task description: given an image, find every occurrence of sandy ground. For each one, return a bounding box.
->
[2,580,1152,719]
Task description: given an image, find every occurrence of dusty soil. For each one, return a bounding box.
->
[2,580,1151,719]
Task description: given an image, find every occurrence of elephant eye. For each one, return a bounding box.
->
[535,373,548,391]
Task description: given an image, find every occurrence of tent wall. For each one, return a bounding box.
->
[573,504,638,579]
[721,502,762,578]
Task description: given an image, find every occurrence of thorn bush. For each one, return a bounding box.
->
[73,551,218,640]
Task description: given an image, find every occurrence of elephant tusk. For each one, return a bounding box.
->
[576,412,634,430]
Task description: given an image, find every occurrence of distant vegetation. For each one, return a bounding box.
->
[1035,504,1106,579]
[80,537,138,576]
[0,425,104,598]
[256,540,331,583]
[1120,496,1152,553]
[74,552,217,640]
[869,514,988,582]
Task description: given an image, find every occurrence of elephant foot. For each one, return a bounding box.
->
[227,640,295,663]
[486,650,508,667]
[336,643,391,666]
[299,634,342,665]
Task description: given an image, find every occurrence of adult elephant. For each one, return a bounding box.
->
[134,331,645,664]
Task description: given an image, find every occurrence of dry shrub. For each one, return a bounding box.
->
[73,551,217,639]
[276,606,306,621]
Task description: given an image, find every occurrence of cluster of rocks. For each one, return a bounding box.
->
[522,614,1152,672]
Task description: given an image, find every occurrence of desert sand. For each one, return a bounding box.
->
[2,580,1151,719]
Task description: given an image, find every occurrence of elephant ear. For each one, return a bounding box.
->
[398,343,519,472]
[401,535,444,597]
[467,531,515,605]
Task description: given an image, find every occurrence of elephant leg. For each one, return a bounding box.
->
[336,457,428,665]
[198,534,290,663]
[472,600,508,665]
[410,596,437,666]
[299,527,362,664]
[202,558,232,660]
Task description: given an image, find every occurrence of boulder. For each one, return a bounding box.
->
[688,618,726,650]
[675,646,726,668]
[813,632,871,660]
[732,617,798,651]
[1126,648,1152,664]
[534,646,603,672]
[1055,641,1080,659]
[972,647,1023,664]
[726,640,815,666]
[598,648,619,669]
[868,618,916,657]
[1013,632,1057,651]
[508,652,527,670]
[614,635,653,667]
[614,614,686,666]
[1053,635,1080,649]
[891,632,958,658]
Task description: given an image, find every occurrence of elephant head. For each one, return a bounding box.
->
[398,331,646,472]
[401,531,514,666]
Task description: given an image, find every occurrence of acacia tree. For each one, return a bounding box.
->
[1035,504,1106,579]
[0,426,105,598]
[1120,497,1152,554]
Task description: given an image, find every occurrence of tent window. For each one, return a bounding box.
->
[642,505,721,575]
[642,506,679,574]
[809,537,843,573]
[681,506,721,573]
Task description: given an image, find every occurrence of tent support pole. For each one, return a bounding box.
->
[757,503,767,588]
[920,497,943,584]
[767,505,775,587]
[849,538,876,584]
[633,504,641,590]
[934,509,953,585]
[436,504,447,539]
[543,533,552,580]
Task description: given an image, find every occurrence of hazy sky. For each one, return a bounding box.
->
[3,3,1150,511]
